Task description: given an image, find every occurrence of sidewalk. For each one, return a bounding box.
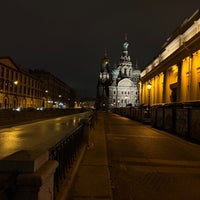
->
[66,111,113,200]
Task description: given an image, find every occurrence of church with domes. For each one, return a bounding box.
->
[96,37,140,109]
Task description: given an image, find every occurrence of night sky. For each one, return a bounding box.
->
[0,1,199,97]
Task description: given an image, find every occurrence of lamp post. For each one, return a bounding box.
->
[147,82,152,117]
[45,90,48,108]
[13,80,19,109]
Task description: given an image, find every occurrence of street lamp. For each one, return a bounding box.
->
[147,82,152,117]
[14,80,19,85]
[44,90,49,108]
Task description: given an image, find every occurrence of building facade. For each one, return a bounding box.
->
[0,57,77,110]
[96,38,141,109]
[96,53,111,110]
[0,57,42,109]
[29,70,78,108]
[109,39,140,108]
[139,10,200,106]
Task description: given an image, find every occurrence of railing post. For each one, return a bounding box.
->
[79,113,95,148]
[0,150,58,200]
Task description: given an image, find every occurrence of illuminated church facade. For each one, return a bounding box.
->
[96,38,140,109]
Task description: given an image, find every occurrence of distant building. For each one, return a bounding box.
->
[0,57,42,109]
[96,37,141,109]
[29,69,77,108]
[96,52,111,110]
[109,38,140,108]
[80,97,95,109]
[139,9,200,105]
[0,57,77,110]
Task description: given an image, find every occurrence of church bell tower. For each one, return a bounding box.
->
[96,51,111,110]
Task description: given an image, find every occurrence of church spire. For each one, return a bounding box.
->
[122,33,129,58]
[104,48,107,57]
[135,60,138,69]
[123,33,129,51]
[125,32,128,41]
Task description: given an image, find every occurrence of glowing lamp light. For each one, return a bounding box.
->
[147,82,152,90]
[14,80,18,85]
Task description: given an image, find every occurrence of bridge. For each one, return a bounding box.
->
[1,109,200,200]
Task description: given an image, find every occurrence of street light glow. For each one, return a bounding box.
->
[147,82,152,90]
[14,80,18,85]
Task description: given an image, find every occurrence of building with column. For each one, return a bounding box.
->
[109,38,140,108]
[139,9,200,106]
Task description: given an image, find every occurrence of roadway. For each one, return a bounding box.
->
[0,111,92,159]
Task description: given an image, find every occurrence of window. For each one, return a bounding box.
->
[1,67,4,77]
[28,88,30,95]
[14,85,17,93]
[20,86,22,93]
[124,68,127,75]
[10,82,13,92]
[5,80,9,91]
[6,69,9,79]
[24,86,26,94]
[11,71,14,80]
[15,72,18,80]
[0,79,4,89]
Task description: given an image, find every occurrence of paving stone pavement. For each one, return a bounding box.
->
[67,111,113,200]
[105,112,200,200]
[65,111,200,200]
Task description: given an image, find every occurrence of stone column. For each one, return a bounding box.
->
[162,70,167,103]
[177,61,182,102]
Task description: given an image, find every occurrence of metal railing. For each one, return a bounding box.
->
[48,124,84,198]
[0,110,95,200]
